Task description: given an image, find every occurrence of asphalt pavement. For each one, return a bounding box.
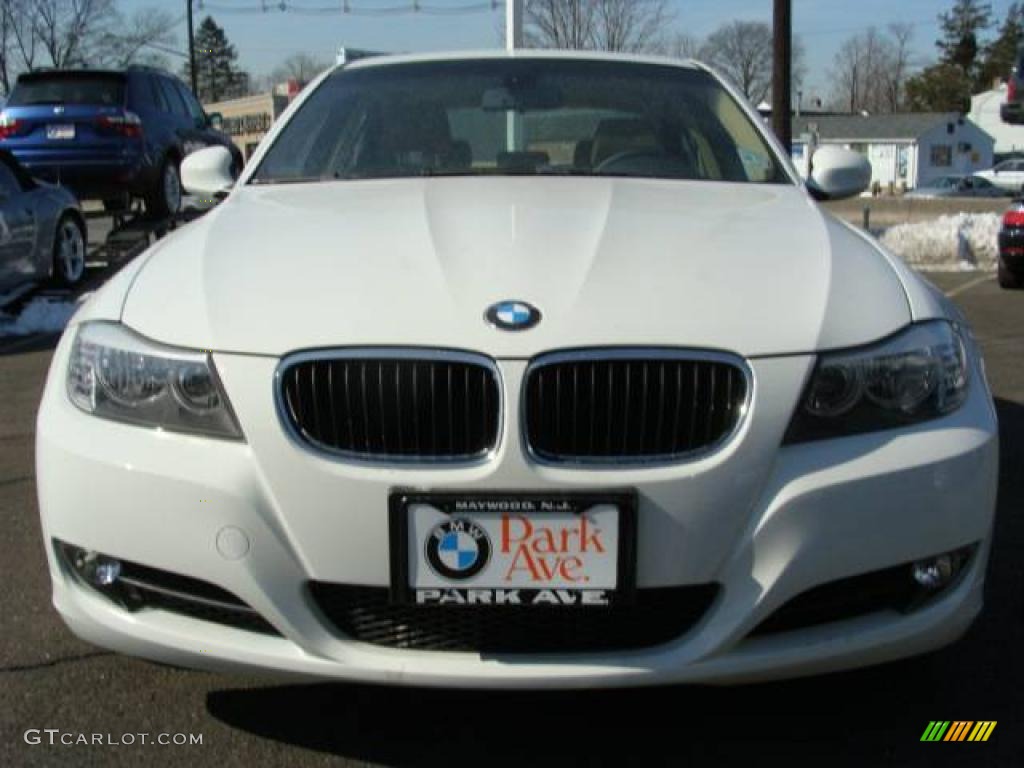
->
[0,259,1022,767]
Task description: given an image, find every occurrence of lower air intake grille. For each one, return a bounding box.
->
[117,561,280,636]
[279,352,500,462]
[308,583,719,653]
[524,351,749,463]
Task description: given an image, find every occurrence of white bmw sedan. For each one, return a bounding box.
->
[36,51,998,688]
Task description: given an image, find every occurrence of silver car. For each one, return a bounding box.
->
[905,174,1013,199]
[0,149,86,292]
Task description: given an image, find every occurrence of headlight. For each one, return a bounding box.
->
[784,321,969,444]
[67,322,244,440]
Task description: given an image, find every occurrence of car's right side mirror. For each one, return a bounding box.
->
[181,145,235,201]
[806,146,872,201]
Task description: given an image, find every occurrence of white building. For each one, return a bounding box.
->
[791,113,995,192]
[970,84,1024,157]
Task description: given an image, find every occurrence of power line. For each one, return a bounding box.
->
[198,1,503,16]
[142,41,190,58]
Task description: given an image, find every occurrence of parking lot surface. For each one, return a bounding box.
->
[1,238,1022,765]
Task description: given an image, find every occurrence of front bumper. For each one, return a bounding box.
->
[36,329,999,688]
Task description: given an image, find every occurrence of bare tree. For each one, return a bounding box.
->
[9,0,41,77]
[0,2,15,93]
[666,31,702,59]
[593,0,671,52]
[698,21,804,105]
[701,21,773,103]
[829,26,911,113]
[32,0,119,69]
[883,22,915,112]
[525,0,669,52]
[525,0,595,49]
[271,52,330,84]
[0,1,177,94]
[100,7,176,68]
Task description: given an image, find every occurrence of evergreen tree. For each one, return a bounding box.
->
[936,0,992,82]
[183,16,248,103]
[906,0,994,112]
[978,3,1024,88]
[905,63,973,112]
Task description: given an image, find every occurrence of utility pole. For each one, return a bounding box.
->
[505,0,523,151]
[771,0,792,153]
[187,0,198,94]
[506,0,523,50]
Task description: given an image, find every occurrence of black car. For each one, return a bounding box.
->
[997,200,1024,288]
[0,67,242,216]
[1002,45,1024,124]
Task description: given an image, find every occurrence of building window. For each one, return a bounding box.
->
[931,145,953,167]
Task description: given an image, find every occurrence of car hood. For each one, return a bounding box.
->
[122,177,911,358]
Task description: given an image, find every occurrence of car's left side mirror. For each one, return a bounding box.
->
[182,145,234,200]
[207,112,223,131]
[805,146,872,201]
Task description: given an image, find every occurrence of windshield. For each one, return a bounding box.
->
[9,73,125,107]
[251,59,790,185]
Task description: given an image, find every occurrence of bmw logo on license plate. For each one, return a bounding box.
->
[426,518,492,580]
[485,300,541,331]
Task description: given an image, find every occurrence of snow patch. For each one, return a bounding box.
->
[879,213,1001,272]
[0,295,89,337]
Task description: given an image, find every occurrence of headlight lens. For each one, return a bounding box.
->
[67,322,243,440]
[784,321,969,444]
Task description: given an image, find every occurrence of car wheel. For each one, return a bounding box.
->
[145,156,182,218]
[52,214,87,287]
[998,262,1022,289]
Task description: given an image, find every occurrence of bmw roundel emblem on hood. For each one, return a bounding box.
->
[485,300,541,331]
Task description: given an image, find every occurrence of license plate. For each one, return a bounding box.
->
[47,124,74,140]
[389,491,636,607]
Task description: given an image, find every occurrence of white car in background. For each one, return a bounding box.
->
[976,158,1024,192]
[36,51,998,688]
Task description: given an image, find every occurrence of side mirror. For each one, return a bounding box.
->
[806,146,872,201]
[207,111,223,131]
[181,145,234,200]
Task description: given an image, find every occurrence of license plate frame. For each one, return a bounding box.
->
[389,489,637,607]
[46,124,75,140]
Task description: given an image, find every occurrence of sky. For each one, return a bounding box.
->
[122,0,1022,101]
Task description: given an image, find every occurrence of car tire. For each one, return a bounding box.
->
[145,156,182,218]
[51,214,87,287]
[998,262,1022,290]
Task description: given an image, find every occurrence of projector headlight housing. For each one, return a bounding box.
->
[66,321,243,440]
[784,321,969,444]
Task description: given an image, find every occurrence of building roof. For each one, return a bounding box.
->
[793,113,965,142]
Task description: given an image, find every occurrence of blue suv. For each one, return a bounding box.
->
[0,67,241,216]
